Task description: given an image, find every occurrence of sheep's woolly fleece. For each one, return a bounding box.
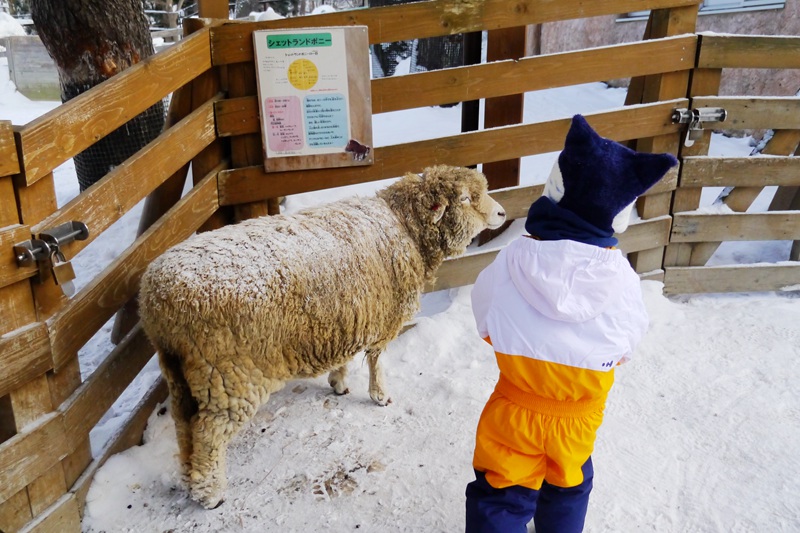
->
[137,166,504,508]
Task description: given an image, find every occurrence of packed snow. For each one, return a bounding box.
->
[1,37,798,532]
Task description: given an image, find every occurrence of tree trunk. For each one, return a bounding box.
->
[30,0,165,191]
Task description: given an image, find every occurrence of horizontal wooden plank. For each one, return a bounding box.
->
[0,323,51,399]
[219,99,685,205]
[0,338,165,521]
[664,263,800,294]
[0,224,37,289]
[48,167,221,371]
[490,184,544,221]
[681,156,800,188]
[0,488,32,533]
[490,183,670,225]
[671,212,800,243]
[215,35,697,128]
[618,216,672,253]
[209,0,701,65]
[692,97,800,131]
[373,36,696,114]
[0,413,67,505]
[640,269,665,282]
[698,34,800,69]
[215,97,258,138]
[71,378,168,512]
[61,325,154,451]
[17,493,80,533]
[30,97,219,261]
[0,121,20,178]
[427,248,501,292]
[16,28,213,185]
[426,216,672,292]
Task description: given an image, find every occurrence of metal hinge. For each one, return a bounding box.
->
[671,107,728,147]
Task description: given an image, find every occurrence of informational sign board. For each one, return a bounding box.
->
[253,26,373,172]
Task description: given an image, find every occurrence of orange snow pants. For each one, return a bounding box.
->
[472,375,606,490]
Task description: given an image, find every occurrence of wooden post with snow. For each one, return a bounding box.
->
[198,0,230,18]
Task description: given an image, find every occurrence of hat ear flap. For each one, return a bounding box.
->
[542,161,566,203]
[565,114,596,146]
[611,201,635,234]
[632,152,679,194]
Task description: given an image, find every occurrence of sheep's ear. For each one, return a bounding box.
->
[459,186,471,205]
[430,201,447,223]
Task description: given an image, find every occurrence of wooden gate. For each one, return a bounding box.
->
[664,34,800,294]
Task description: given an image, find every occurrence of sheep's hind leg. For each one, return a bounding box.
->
[169,388,196,483]
[157,349,196,480]
[327,364,350,395]
[188,404,254,509]
[366,347,391,406]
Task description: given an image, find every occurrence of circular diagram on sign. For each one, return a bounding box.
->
[287,59,319,90]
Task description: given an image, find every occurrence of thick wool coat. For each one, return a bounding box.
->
[138,165,505,508]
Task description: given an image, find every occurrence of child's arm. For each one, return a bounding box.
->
[470,257,498,341]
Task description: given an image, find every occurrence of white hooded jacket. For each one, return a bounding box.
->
[471,236,649,372]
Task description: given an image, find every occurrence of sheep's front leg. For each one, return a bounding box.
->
[366,348,390,406]
[327,364,350,395]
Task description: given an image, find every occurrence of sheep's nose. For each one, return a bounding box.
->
[498,210,506,217]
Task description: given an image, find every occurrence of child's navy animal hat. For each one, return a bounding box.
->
[538,114,678,235]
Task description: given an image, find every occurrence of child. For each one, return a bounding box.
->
[465,114,678,533]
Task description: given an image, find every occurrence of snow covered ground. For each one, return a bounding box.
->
[2,26,799,532]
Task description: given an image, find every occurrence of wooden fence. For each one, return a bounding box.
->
[663,34,800,293]
[0,0,798,530]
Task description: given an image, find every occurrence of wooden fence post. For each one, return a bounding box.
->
[0,125,82,530]
[663,60,723,268]
[482,27,526,191]
[0,121,37,532]
[198,0,230,19]
[626,5,699,277]
[109,86,193,344]
[477,27,527,244]
[226,60,279,221]
[110,18,225,344]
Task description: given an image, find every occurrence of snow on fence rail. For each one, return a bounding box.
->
[0,2,799,531]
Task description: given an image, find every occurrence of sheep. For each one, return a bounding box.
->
[138,165,507,509]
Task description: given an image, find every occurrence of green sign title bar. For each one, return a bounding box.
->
[267,33,333,49]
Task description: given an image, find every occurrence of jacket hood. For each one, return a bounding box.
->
[506,237,629,323]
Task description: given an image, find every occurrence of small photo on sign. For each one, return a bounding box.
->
[253,26,373,172]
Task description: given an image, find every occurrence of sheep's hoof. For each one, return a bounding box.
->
[194,490,225,510]
[328,376,350,395]
[370,391,391,406]
[210,499,225,510]
[330,381,350,395]
[189,475,226,510]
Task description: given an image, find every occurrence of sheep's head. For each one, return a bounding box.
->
[379,165,506,271]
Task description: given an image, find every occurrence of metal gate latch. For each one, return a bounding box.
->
[13,221,89,293]
[671,107,728,147]
[14,221,89,266]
